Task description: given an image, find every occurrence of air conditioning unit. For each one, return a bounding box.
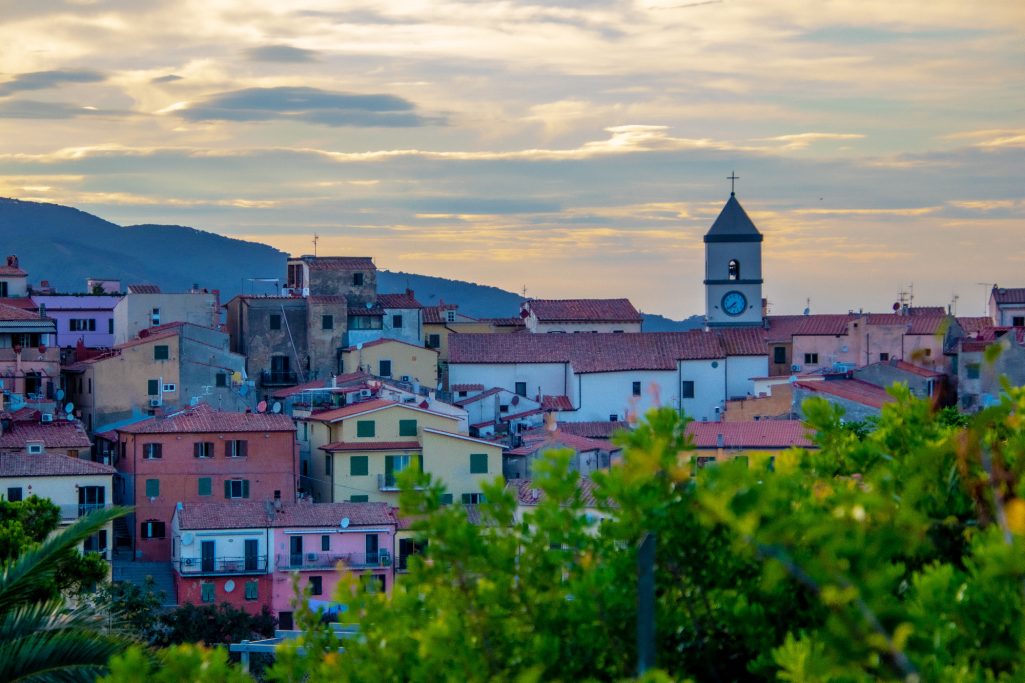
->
[400,375,411,382]
[359,389,372,398]
[184,557,194,566]
[40,413,54,423]
[790,364,802,372]
[149,398,162,408]
[307,552,317,561]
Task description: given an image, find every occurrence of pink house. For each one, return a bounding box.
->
[114,403,297,561]
[171,500,396,627]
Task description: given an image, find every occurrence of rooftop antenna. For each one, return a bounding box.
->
[950,293,959,316]
[312,233,319,257]
[522,285,528,298]
[803,297,811,316]
[727,171,739,196]
[977,282,996,315]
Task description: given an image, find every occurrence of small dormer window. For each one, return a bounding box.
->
[353,273,364,286]
[446,310,456,322]
[728,259,740,280]
[26,443,44,455]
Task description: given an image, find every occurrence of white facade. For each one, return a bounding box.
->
[448,362,571,402]
[114,292,219,344]
[171,518,270,573]
[725,355,769,400]
[382,307,423,345]
[576,370,678,422]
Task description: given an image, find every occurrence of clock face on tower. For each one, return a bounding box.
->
[721,290,748,316]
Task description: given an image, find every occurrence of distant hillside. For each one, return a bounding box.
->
[0,197,700,329]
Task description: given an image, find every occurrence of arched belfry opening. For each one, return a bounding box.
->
[728,259,740,280]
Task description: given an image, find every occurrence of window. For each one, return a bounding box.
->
[215,372,228,387]
[309,576,323,595]
[108,319,114,334]
[773,346,787,364]
[143,443,162,460]
[269,314,281,330]
[84,530,107,554]
[194,442,214,458]
[462,493,485,504]
[68,450,79,459]
[392,314,403,328]
[201,582,215,603]
[804,353,819,364]
[27,443,44,455]
[350,455,368,476]
[515,382,527,397]
[379,360,392,377]
[500,404,509,413]
[384,454,415,487]
[350,495,369,502]
[694,456,716,470]
[427,334,440,348]
[224,479,250,499]
[151,308,160,326]
[1015,316,1025,327]
[609,414,618,422]
[7,487,23,502]
[70,319,97,332]
[632,381,641,397]
[225,440,248,458]
[440,493,453,505]
[0,282,6,296]
[356,420,375,438]
[279,612,294,630]
[966,363,981,380]
[325,455,333,476]
[154,345,169,360]
[145,478,159,498]
[879,352,890,362]
[681,381,695,399]
[363,574,386,594]
[321,535,330,551]
[141,520,165,538]
[353,272,364,286]
[470,453,489,474]
[244,580,259,601]
[728,259,740,280]
[322,314,334,330]
[198,477,212,496]
[399,419,417,437]
[924,348,931,357]
[446,310,456,322]
[147,379,159,396]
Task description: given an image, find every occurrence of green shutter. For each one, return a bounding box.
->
[440,493,453,505]
[154,345,169,360]
[470,453,488,474]
[147,379,159,396]
[224,480,231,499]
[201,583,214,603]
[399,419,417,436]
[145,479,159,498]
[350,456,368,476]
[356,420,375,437]
[242,479,250,499]
[198,477,211,496]
[462,493,472,504]
[350,495,369,502]
[245,580,258,600]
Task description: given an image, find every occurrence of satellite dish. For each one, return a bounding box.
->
[272,401,282,414]
[355,343,363,351]
[189,396,200,407]
[224,580,235,593]
[257,400,267,413]
[56,389,65,400]
[181,532,194,546]
[788,375,798,383]
[340,517,350,529]
[65,403,74,414]
[239,384,249,397]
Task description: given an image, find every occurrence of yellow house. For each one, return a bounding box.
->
[302,398,503,505]
[340,338,439,390]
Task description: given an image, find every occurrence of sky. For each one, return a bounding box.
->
[0,0,1022,319]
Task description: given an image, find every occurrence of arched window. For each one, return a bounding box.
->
[728,259,740,280]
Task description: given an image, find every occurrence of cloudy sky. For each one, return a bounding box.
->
[0,0,1022,318]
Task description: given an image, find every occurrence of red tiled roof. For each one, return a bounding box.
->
[526,298,642,323]
[449,330,757,372]
[0,265,27,276]
[794,379,895,409]
[454,387,503,406]
[865,313,948,335]
[321,440,420,452]
[342,337,434,353]
[0,453,114,476]
[506,477,605,507]
[377,292,422,309]
[177,500,395,530]
[961,327,1025,352]
[482,317,525,328]
[127,284,161,294]
[302,257,376,271]
[307,295,349,304]
[451,384,485,393]
[0,303,43,321]
[522,421,630,440]
[113,329,178,350]
[309,398,395,421]
[508,430,618,456]
[270,372,373,398]
[0,420,92,449]
[889,360,944,378]
[685,420,813,449]
[0,298,36,311]
[541,395,574,411]
[958,317,993,335]
[422,304,471,325]
[116,403,295,434]
[992,287,1025,305]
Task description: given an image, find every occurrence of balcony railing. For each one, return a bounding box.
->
[377,473,398,491]
[260,370,298,387]
[276,551,393,571]
[59,503,111,521]
[176,555,268,575]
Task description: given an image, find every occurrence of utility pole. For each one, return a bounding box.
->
[637,533,656,675]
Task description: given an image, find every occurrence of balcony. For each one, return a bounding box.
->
[276,550,392,571]
[260,370,298,387]
[176,555,268,576]
[59,503,111,522]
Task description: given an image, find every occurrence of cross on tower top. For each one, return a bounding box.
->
[727,171,739,196]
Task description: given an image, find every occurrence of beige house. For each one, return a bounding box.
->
[113,287,220,345]
[340,338,438,390]
[301,399,503,505]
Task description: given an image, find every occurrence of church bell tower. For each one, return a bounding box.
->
[704,180,763,327]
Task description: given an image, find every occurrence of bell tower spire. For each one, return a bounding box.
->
[703,184,764,328]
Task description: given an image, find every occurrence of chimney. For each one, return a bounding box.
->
[274,490,282,511]
[6,255,17,268]
[716,433,725,448]
[544,411,558,432]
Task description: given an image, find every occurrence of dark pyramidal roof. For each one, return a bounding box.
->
[704,193,763,243]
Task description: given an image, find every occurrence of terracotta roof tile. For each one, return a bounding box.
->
[541,395,574,411]
[0,420,92,449]
[0,266,27,277]
[553,421,630,439]
[794,379,895,409]
[422,304,469,324]
[177,500,395,530]
[958,317,993,335]
[685,420,813,449]
[454,387,503,406]
[302,257,375,271]
[377,292,422,309]
[508,430,618,456]
[992,287,1025,304]
[0,298,36,311]
[307,295,349,304]
[451,383,485,393]
[526,298,642,323]
[270,372,372,398]
[127,284,161,294]
[506,477,606,507]
[342,337,432,352]
[0,453,114,476]
[0,303,43,321]
[321,440,421,452]
[482,317,526,328]
[116,403,295,434]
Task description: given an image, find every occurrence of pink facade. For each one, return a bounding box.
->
[115,404,297,561]
[32,295,121,349]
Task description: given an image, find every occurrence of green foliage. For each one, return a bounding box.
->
[101,644,252,683]
[154,603,276,648]
[86,577,166,645]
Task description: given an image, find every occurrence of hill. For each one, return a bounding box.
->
[0,197,700,329]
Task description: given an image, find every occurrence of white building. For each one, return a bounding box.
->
[114,285,220,345]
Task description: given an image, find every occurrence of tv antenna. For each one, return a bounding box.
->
[977,283,995,315]
[313,233,319,257]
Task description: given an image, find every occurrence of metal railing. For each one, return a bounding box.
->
[276,551,392,571]
[260,370,298,387]
[176,555,268,575]
[59,503,111,520]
